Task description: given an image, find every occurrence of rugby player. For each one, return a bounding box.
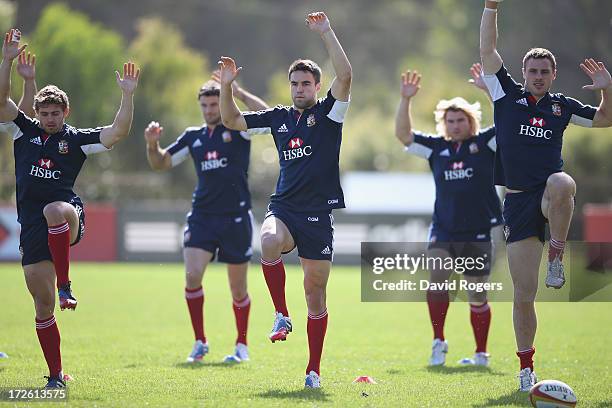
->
[218,12,351,388]
[480,0,612,390]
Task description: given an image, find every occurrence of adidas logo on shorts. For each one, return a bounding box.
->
[321,246,332,255]
[277,124,288,133]
[503,225,510,240]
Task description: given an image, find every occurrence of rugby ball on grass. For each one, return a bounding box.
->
[529,380,577,407]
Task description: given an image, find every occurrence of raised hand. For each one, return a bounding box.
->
[468,62,488,91]
[2,29,27,61]
[305,12,331,34]
[400,70,421,99]
[580,58,612,91]
[144,121,163,144]
[217,56,242,86]
[212,69,239,93]
[16,51,35,80]
[115,61,140,94]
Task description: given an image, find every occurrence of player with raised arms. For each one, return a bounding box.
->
[395,64,501,368]
[218,11,351,388]
[480,0,612,391]
[0,28,139,388]
[144,73,268,364]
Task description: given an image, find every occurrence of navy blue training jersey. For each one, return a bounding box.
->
[10,111,110,225]
[243,89,349,212]
[406,127,502,233]
[483,64,597,191]
[167,124,263,215]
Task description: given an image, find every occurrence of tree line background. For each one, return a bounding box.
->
[1,0,611,220]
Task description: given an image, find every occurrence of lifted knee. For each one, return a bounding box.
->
[547,173,576,198]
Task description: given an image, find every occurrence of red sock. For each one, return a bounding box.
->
[261,258,289,316]
[48,222,70,288]
[517,347,535,371]
[470,302,491,353]
[548,238,566,261]
[427,290,449,341]
[35,316,62,377]
[233,294,251,345]
[306,309,328,375]
[185,286,206,343]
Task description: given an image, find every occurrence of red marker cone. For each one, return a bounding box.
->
[353,376,376,384]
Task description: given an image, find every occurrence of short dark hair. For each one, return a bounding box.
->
[198,81,220,99]
[523,48,557,71]
[288,59,322,84]
[34,85,69,112]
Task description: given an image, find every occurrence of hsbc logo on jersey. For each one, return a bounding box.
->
[519,117,552,140]
[201,150,228,171]
[444,161,473,181]
[282,137,312,161]
[289,138,304,148]
[39,158,54,169]
[30,158,61,179]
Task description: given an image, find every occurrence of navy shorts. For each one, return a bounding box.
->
[503,188,546,243]
[184,211,253,264]
[427,226,493,276]
[19,197,85,266]
[265,204,335,261]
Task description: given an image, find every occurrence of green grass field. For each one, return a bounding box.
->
[1,262,611,407]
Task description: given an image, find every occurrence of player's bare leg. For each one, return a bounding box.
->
[508,237,542,390]
[225,262,251,362]
[260,216,295,342]
[542,172,576,289]
[301,258,330,388]
[24,261,65,387]
[183,247,213,362]
[463,275,491,366]
[426,248,453,366]
[42,201,79,310]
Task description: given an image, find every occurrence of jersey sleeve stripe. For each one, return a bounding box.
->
[0,122,23,140]
[482,74,506,102]
[570,113,593,128]
[170,146,189,167]
[405,142,433,159]
[81,143,112,155]
[327,99,350,123]
[487,136,497,152]
[241,127,271,140]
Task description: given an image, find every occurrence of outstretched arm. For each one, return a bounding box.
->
[581,59,612,128]
[144,121,172,171]
[395,70,421,146]
[218,56,248,131]
[100,62,140,148]
[469,62,493,103]
[480,1,504,75]
[16,51,36,117]
[0,29,27,122]
[306,12,352,101]
[212,69,268,111]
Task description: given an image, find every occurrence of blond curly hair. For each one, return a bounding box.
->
[434,97,481,140]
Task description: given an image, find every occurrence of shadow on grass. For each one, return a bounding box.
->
[256,388,330,402]
[595,401,612,408]
[472,390,529,407]
[174,361,245,369]
[425,365,504,376]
